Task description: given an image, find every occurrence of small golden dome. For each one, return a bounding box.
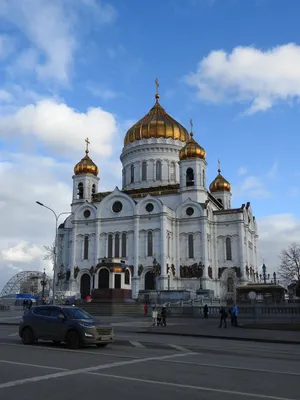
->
[209,163,231,192]
[179,132,206,160]
[124,79,189,146]
[74,138,99,177]
[179,120,206,160]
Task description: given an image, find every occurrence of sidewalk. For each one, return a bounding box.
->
[138,318,300,345]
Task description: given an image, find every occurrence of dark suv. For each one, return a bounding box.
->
[19,305,114,349]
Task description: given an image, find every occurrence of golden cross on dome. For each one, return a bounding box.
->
[85,137,90,154]
[190,119,193,132]
[155,78,159,95]
[218,158,221,173]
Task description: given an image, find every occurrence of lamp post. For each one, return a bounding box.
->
[260,263,270,284]
[167,269,171,291]
[36,201,72,305]
[41,268,47,298]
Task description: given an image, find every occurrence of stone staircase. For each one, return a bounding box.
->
[81,302,144,317]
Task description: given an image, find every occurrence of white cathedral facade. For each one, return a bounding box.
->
[57,88,259,301]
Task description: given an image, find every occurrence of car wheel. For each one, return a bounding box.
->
[65,331,80,349]
[96,343,108,348]
[22,327,34,345]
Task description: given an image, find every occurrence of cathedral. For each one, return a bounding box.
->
[57,83,259,301]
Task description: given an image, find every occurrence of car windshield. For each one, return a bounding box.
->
[64,308,92,320]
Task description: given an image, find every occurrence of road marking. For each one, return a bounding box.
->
[129,341,145,348]
[162,359,300,377]
[0,316,22,320]
[0,359,68,371]
[168,344,190,352]
[0,352,195,389]
[8,332,18,337]
[86,372,298,400]
[0,341,140,359]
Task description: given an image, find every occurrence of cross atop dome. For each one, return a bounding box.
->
[155,77,160,101]
[85,137,90,154]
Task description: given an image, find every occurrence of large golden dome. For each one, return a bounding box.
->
[209,165,231,192]
[124,80,189,146]
[74,138,99,177]
[179,122,206,160]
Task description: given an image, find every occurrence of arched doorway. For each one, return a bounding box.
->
[80,274,91,299]
[98,268,109,289]
[145,271,155,290]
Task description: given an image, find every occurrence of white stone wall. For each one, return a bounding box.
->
[59,177,259,298]
[120,138,185,190]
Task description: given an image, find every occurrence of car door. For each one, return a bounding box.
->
[31,307,51,338]
[46,307,68,341]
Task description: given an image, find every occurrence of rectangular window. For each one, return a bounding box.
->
[147,231,153,257]
[108,234,113,258]
[188,234,194,259]
[84,236,89,260]
[121,233,127,257]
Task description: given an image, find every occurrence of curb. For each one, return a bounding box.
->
[0,322,20,326]
[136,330,300,345]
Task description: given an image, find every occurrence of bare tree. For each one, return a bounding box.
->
[278,243,300,284]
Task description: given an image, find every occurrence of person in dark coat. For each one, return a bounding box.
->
[203,304,209,319]
[219,306,228,328]
[161,307,167,327]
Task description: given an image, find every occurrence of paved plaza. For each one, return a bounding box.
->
[0,324,299,400]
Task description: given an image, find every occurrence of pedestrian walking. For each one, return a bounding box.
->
[144,303,148,317]
[152,307,158,326]
[219,306,228,328]
[161,306,167,327]
[203,304,209,319]
[232,304,238,327]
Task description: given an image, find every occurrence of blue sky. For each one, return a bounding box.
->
[0,0,300,289]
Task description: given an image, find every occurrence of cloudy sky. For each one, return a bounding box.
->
[0,0,299,292]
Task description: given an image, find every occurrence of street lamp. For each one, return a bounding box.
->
[41,268,47,298]
[36,201,72,305]
[260,263,270,284]
[167,269,171,291]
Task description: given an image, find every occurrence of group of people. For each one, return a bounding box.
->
[144,304,167,327]
[203,303,239,328]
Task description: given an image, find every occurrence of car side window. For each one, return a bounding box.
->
[49,308,63,318]
[33,308,51,317]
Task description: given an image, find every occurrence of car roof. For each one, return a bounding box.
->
[33,305,80,309]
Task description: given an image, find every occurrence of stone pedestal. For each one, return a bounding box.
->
[91,288,132,303]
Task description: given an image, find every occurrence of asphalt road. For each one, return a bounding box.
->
[0,325,299,400]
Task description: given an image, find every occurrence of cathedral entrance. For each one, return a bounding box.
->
[98,268,110,289]
[144,271,155,290]
[80,274,91,299]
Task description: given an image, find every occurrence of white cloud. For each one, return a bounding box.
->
[86,83,122,101]
[0,99,120,157]
[0,89,13,103]
[1,242,44,263]
[238,166,247,175]
[184,43,300,114]
[0,0,116,84]
[234,176,271,199]
[257,214,300,272]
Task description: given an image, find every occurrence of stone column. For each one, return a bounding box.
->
[201,218,208,281]
[176,220,180,277]
[159,212,167,290]
[239,221,246,280]
[69,221,77,292]
[131,216,140,298]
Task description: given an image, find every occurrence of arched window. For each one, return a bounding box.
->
[108,234,113,258]
[186,168,194,187]
[92,184,96,195]
[147,231,153,257]
[125,269,130,285]
[78,183,84,199]
[130,164,134,183]
[142,161,147,181]
[121,233,127,257]
[170,162,175,181]
[83,236,89,260]
[202,169,205,186]
[188,234,194,259]
[226,237,232,260]
[156,161,162,181]
[115,234,120,258]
